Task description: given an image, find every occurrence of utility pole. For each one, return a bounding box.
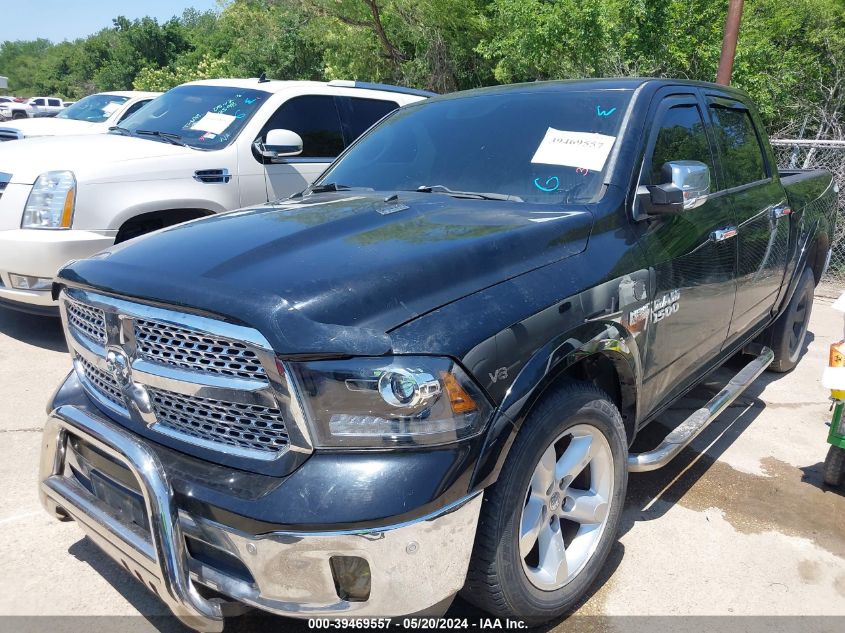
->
[716,0,745,85]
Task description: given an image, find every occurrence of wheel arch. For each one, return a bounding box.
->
[114,208,217,243]
[470,320,643,491]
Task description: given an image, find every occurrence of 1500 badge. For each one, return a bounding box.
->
[652,289,681,323]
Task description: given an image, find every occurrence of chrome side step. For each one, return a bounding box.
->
[628,345,774,472]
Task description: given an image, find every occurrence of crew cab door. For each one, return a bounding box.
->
[635,93,738,411]
[704,96,790,343]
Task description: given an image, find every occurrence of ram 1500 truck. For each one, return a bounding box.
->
[0,78,429,314]
[39,79,836,630]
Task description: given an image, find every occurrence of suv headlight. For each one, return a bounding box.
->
[287,356,492,448]
[22,170,76,229]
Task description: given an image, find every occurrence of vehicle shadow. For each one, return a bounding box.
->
[0,308,65,353]
[800,462,845,498]
[619,338,812,536]
[68,537,192,632]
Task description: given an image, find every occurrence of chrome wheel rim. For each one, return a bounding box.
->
[518,423,615,591]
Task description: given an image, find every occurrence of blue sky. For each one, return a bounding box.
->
[0,0,222,43]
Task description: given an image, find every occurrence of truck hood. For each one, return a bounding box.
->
[0,117,103,139]
[59,191,593,356]
[0,133,192,184]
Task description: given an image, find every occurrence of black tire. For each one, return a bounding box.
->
[823,445,845,487]
[461,382,627,625]
[11,111,27,120]
[767,267,815,373]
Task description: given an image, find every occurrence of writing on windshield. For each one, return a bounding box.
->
[320,89,632,204]
[119,85,270,150]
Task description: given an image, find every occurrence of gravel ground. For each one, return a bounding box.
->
[0,295,843,632]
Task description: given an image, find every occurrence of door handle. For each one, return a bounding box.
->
[771,205,792,220]
[711,226,738,242]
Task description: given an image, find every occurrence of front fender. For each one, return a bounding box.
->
[75,179,234,232]
[469,318,643,491]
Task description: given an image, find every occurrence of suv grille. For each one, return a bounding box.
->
[134,318,266,380]
[149,388,289,453]
[61,290,303,462]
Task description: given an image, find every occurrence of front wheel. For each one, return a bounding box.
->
[462,383,627,625]
[823,445,845,487]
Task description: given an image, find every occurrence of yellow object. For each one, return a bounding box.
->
[60,187,75,228]
[828,341,845,398]
[440,371,477,414]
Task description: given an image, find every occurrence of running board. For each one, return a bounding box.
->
[627,345,774,472]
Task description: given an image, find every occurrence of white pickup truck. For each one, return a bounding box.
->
[0,91,160,142]
[0,78,430,313]
[0,96,65,120]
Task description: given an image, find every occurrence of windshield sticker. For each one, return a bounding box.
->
[575,167,590,176]
[596,106,617,117]
[533,176,560,192]
[531,128,616,172]
[190,112,237,135]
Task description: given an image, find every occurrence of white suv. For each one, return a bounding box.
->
[0,78,430,313]
[0,91,160,142]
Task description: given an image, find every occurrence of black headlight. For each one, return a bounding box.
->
[285,356,492,448]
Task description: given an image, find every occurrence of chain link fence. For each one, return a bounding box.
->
[771,139,845,292]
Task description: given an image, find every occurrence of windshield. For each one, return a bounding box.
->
[319,89,632,204]
[117,84,270,150]
[57,94,129,122]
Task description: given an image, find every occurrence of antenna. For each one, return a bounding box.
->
[258,72,269,83]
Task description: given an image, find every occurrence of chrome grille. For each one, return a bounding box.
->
[66,298,107,344]
[134,318,266,380]
[61,288,306,463]
[149,388,289,454]
[78,357,125,409]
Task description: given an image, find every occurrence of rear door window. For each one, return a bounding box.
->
[643,102,715,185]
[261,95,344,158]
[337,97,399,145]
[708,106,768,189]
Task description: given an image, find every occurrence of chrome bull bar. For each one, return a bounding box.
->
[39,405,225,632]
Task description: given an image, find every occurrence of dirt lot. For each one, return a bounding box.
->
[0,293,843,632]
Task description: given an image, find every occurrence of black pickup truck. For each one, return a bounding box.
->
[39,79,836,630]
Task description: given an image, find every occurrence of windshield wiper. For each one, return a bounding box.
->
[415,184,522,202]
[108,125,132,137]
[135,129,190,148]
[306,182,353,194]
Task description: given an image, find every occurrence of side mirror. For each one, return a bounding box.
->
[254,128,303,161]
[638,160,710,216]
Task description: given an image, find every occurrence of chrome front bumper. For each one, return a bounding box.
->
[39,405,483,631]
